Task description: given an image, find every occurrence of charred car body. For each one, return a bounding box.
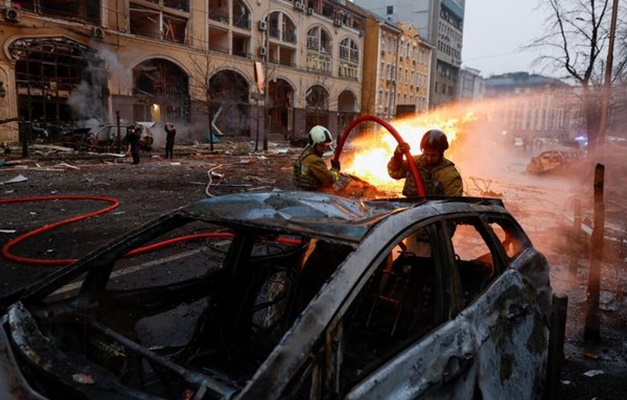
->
[0,191,552,399]
[526,149,587,175]
[89,122,155,151]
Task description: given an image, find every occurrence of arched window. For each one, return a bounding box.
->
[268,11,297,43]
[306,26,332,74]
[339,37,359,80]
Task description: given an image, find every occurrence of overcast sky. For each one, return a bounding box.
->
[461,0,547,77]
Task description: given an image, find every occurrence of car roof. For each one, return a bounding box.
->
[181,191,506,244]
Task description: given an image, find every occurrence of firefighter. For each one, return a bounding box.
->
[293,125,341,191]
[127,124,141,165]
[164,121,176,159]
[388,129,463,197]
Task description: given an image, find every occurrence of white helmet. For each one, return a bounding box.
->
[308,125,333,146]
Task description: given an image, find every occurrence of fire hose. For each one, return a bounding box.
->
[3,115,418,265]
[1,195,297,266]
[334,114,425,196]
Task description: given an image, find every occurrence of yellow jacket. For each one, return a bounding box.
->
[388,154,463,197]
[293,146,340,191]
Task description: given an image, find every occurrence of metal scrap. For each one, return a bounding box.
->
[0,174,27,185]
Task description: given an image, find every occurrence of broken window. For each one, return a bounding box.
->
[306,26,332,74]
[266,11,297,44]
[130,3,189,44]
[233,0,251,29]
[306,85,329,110]
[144,0,190,11]
[267,79,294,136]
[339,38,359,80]
[232,33,250,58]
[19,0,101,24]
[208,0,229,23]
[305,85,330,128]
[485,216,529,260]
[207,70,250,136]
[9,37,108,126]
[447,217,499,305]
[163,0,190,12]
[279,223,444,398]
[208,26,230,53]
[132,59,190,123]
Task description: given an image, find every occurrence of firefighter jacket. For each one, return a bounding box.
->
[293,146,340,191]
[387,154,463,197]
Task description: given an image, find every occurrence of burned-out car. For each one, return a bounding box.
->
[0,191,552,399]
[89,122,154,151]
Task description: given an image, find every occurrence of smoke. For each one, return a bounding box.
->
[96,46,126,88]
[66,80,103,124]
[149,121,203,149]
[67,46,126,126]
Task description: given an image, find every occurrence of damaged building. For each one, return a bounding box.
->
[0,0,370,144]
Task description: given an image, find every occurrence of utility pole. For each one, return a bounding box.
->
[583,0,617,343]
[263,19,270,151]
[116,111,121,153]
[596,0,619,159]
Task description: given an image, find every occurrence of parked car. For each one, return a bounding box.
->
[89,122,154,151]
[0,191,552,399]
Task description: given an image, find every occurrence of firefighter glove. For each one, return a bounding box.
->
[331,159,341,171]
[394,142,410,160]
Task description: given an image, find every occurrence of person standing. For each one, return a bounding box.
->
[388,129,463,197]
[127,124,141,165]
[164,121,176,159]
[293,125,341,191]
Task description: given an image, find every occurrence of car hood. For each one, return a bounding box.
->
[182,191,407,242]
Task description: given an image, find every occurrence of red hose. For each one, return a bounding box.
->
[1,195,120,265]
[1,196,301,266]
[334,115,425,196]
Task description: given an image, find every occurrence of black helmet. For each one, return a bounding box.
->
[420,129,449,152]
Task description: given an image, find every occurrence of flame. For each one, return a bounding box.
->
[340,107,476,188]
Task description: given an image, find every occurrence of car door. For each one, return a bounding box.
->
[445,214,550,400]
[336,218,479,399]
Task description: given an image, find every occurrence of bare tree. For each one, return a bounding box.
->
[532,0,627,152]
[188,53,251,151]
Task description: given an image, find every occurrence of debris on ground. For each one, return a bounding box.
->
[0,174,28,185]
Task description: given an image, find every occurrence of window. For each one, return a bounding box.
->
[306,26,332,74]
[486,216,529,259]
[338,38,359,80]
[447,217,500,305]
[386,6,393,15]
[339,224,441,389]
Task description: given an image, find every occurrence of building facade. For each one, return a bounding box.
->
[458,66,483,103]
[360,17,400,121]
[361,17,431,124]
[484,72,576,142]
[0,0,367,144]
[353,0,464,110]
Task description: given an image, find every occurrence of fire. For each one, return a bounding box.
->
[340,108,476,189]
